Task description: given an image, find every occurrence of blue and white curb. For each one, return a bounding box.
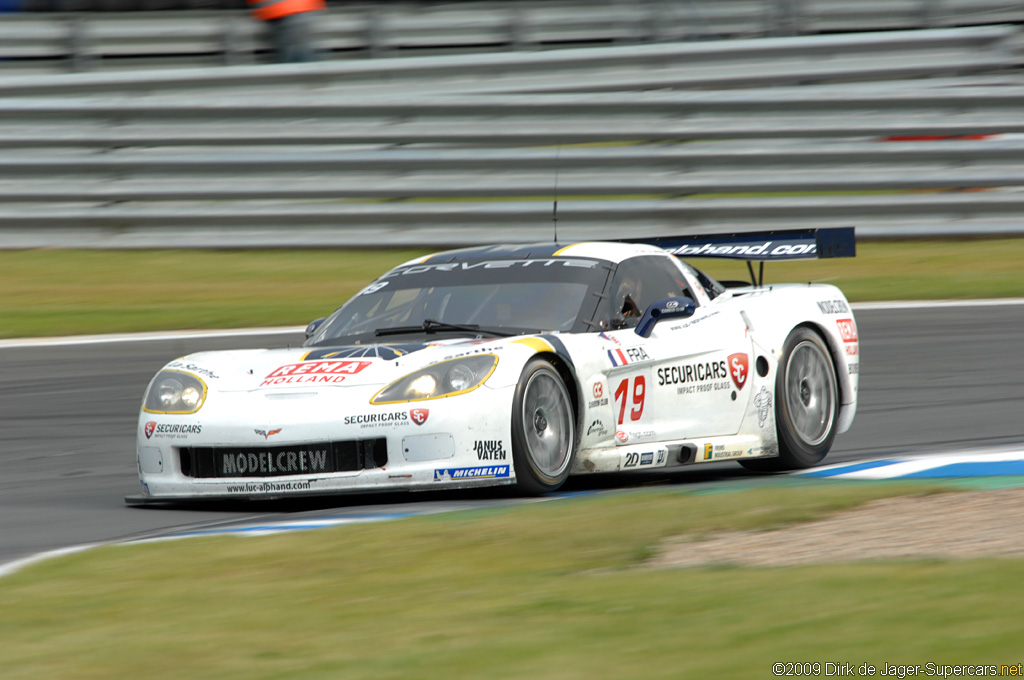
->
[796,447,1024,480]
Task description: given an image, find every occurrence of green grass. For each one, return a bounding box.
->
[3,482,1023,679]
[1,238,1023,339]
[0,249,429,339]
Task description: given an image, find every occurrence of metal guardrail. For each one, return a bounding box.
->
[4,166,1024,198]
[0,24,1017,97]
[2,131,1023,246]
[0,23,1021,248]
[3,138,1024,173]
[7,83,1024,117]
[2,85,1023,144]
[0,0,1022,74]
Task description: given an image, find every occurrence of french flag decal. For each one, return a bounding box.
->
[607,349,628,366]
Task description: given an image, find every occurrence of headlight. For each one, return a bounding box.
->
[143,370,208,414]
[371,355,497,404]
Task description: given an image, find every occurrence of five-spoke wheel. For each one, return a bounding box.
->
[511,358,576,494]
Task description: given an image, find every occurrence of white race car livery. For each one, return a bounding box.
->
[128,228,859,503]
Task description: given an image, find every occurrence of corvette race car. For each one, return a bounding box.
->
[126,227,858,503]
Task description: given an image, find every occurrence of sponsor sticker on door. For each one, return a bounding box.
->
[728,353,749,390]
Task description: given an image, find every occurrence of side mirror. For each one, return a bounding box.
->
[634,297,696,338]
[304,317,326,340]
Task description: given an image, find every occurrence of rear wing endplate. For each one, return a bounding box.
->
[627,226,855,262]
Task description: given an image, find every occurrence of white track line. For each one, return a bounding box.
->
[0,544,102,580]
[0,326,304,348]
[853,298,1024,311]
[2,299,1022,349]
[0,516,414,580]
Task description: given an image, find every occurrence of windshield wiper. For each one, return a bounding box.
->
[374,318,513,338]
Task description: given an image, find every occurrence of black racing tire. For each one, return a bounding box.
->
[741,327,839,472]
[510,358,576,495]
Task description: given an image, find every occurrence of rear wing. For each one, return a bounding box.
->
[626,227,855,262]
[625,226,855,286]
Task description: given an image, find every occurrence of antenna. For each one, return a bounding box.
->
[552,144,561,243]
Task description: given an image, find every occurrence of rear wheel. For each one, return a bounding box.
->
[741,327,838,472]
[511,358,576,494]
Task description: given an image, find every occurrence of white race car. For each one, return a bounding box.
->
[127,228,858,503]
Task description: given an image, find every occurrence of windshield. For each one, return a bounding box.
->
[306,257,609,346]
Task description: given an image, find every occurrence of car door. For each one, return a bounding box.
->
[599,254,753,445]
[647,300,753,440]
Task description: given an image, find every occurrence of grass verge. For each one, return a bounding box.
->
[2,238,1023,339]
[0,249,428,339]
[3,482,1023,679]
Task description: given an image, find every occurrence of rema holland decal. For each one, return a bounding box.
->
[261,360,372,387]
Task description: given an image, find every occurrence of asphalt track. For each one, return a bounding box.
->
[1,304,1023,571]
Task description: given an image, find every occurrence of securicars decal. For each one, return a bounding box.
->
[433,466,510,481]
[144,422,202,440]
[656,358,731,395]
[344,411,409,428]
[261,360,372,387]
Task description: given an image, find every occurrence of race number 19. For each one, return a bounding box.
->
[614,376,646,425]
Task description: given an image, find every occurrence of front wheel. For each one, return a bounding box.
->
[741,327,839,472]
[511,358,576,494]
